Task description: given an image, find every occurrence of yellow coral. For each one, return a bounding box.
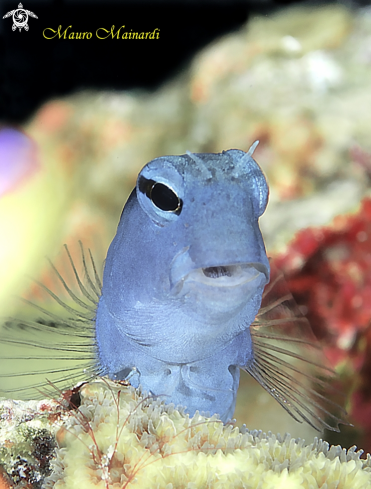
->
[45,380,371,489]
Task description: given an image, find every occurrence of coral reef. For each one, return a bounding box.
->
[2,380,371,488]
[0,396,63,488]
[2,4,369,272]
[272,197,371,453]
[2,4,370,313]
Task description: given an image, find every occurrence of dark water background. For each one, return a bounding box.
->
[0,0,369,123]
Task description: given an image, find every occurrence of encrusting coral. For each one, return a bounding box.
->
[2,379,363,489]
[273,197,371,451]
[0,396,61,488]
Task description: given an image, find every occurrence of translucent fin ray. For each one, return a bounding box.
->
[87,246,103,293]
[246,265,349,432]
[0,242,102,400]
[63,243,99,304]
[2,317,93,336]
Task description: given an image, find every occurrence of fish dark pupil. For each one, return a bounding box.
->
[203,266,232,278]
[150,182,181,212]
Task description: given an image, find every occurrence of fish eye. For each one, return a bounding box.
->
[137,169,184,225]
[149,182,182,213]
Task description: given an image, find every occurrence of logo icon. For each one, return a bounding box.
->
[3,3,38,32]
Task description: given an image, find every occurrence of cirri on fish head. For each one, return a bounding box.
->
[95,142,270,422]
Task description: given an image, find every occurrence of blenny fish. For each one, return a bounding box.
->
[0,143,346,431]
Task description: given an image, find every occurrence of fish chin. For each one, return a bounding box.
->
[173,263,268,322]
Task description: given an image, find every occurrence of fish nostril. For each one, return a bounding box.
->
[202,266,232,278]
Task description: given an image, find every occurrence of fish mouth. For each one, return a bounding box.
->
[183,262,268,288]
[170,256,269,321]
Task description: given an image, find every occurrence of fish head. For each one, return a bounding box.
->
[103,145,270,328]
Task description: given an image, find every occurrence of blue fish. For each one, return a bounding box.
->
[0,143,346,431]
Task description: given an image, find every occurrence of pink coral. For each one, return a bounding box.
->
[272,198,371,449]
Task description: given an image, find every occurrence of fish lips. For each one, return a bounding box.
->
[170,248,269,321]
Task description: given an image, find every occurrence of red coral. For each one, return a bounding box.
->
[272,198,371,447]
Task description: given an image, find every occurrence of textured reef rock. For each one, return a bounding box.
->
[1,380,371,489]
[0,397,62,488]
